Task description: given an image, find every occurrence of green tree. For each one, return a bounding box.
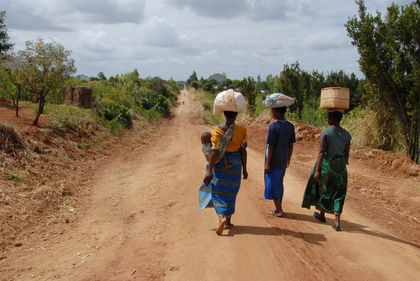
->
[346,0,420,162]
[0,11,13,55]
[97,71,107,80]
[18,39,76,125]
[279,62,305,117]
[187,71,198,86]
[0,54,26,116]
[240,76,256,116]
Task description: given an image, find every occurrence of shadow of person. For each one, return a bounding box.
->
[282,212,420,249]
[219,225,326,246]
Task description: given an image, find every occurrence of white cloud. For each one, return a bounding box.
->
[2,0,407,80]
[167,0,289,21]
[1,0,146,31]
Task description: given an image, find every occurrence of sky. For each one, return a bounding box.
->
[1,0,412,81]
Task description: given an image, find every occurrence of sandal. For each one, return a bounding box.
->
[216,217,227,235]
[333,224,342,231]
[314,212,326,223]
[268,211,284,217]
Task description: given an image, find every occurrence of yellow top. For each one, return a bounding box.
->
[211,125,248,152]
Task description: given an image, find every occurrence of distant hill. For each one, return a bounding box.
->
[76,74,90,81]
[208,73,226,83]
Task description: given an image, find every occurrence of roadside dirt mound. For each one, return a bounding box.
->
[0,104,100,250]
[352,146,419,177]
[0,123,30,155]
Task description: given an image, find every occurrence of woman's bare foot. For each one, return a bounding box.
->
[216,217,227,235]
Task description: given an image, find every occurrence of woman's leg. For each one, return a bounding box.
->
[314,206,326,222]
[274,198,283,213]
[334,212,341,230]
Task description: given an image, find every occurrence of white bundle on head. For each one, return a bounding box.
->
[263,93,295,108]
[213,89,247,115]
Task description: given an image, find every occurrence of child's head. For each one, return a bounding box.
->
[201,132,212,144]
[271,106,287,119]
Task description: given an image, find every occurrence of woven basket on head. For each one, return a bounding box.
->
[320,87,350,110]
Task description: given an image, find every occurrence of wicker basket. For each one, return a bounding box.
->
[320,87,350,110]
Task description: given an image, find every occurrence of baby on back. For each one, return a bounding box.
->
[201,131,233,169]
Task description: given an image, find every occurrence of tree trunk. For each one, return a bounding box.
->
[15,85,20,117]
[33,97,45,126]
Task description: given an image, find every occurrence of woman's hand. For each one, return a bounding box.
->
[313,171,320,183]
[203,170,213,185]
[243,169,248,179]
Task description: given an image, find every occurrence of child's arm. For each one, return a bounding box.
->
[265,144,273,174]
[203,149,218,185]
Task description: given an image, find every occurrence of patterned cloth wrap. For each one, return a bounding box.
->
[199,125,242,215]
[301,154,348,213]
[263,93,295,108]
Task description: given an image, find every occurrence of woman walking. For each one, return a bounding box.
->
[302,110,351,231]
[200,90,248,235]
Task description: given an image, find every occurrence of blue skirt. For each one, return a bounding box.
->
[199,151,242,216]
[264,168,286,200]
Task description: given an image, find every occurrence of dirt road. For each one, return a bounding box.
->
[2,90,420,280]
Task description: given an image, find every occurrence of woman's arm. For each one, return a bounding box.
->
[345,142,350,164]
[240,146,248,179]
[265,144,273,174]
[313,131,327,182]
[288,142,294,167]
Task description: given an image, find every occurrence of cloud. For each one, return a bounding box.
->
[67,0,146,24]
[1,0,146,31]
[141,17,181,47]
[167,0,288,21]
[299,31,349,51]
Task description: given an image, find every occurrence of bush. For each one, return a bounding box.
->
[96,99,133,130]
[202,101,211,111]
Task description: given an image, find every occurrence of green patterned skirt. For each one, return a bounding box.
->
[302,155,348,213]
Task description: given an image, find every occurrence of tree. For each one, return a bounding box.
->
[0,54,26,116]
[187,71,198,86]
[97,71,107,80]
[240,77,256,116]
[0,11,13,55]
[18,39,76,125]
[346,0,420,162]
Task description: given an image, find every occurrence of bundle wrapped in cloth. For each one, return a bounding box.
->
[263,93,295,108]
[213,89,247,115]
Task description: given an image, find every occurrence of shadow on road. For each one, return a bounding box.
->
[282,212,420,249]
[222,225,327,246]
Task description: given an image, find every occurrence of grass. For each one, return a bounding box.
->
[4,172,21,181]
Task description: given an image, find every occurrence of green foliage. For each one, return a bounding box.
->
[187,71,198,86]
[18,39,76,125]
[240,77,256,116]
[4,172,21,181]
[97,71,107,80]
[346,0,420,162]
[96,99,133,130]
[0,11,13,55]
[202,101,211,111]
[300,102,328,128]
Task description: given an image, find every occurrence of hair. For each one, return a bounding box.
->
[328,111,343,123]
[224,111,238,118]
[273,107,287,115]
[201,131,211,139]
